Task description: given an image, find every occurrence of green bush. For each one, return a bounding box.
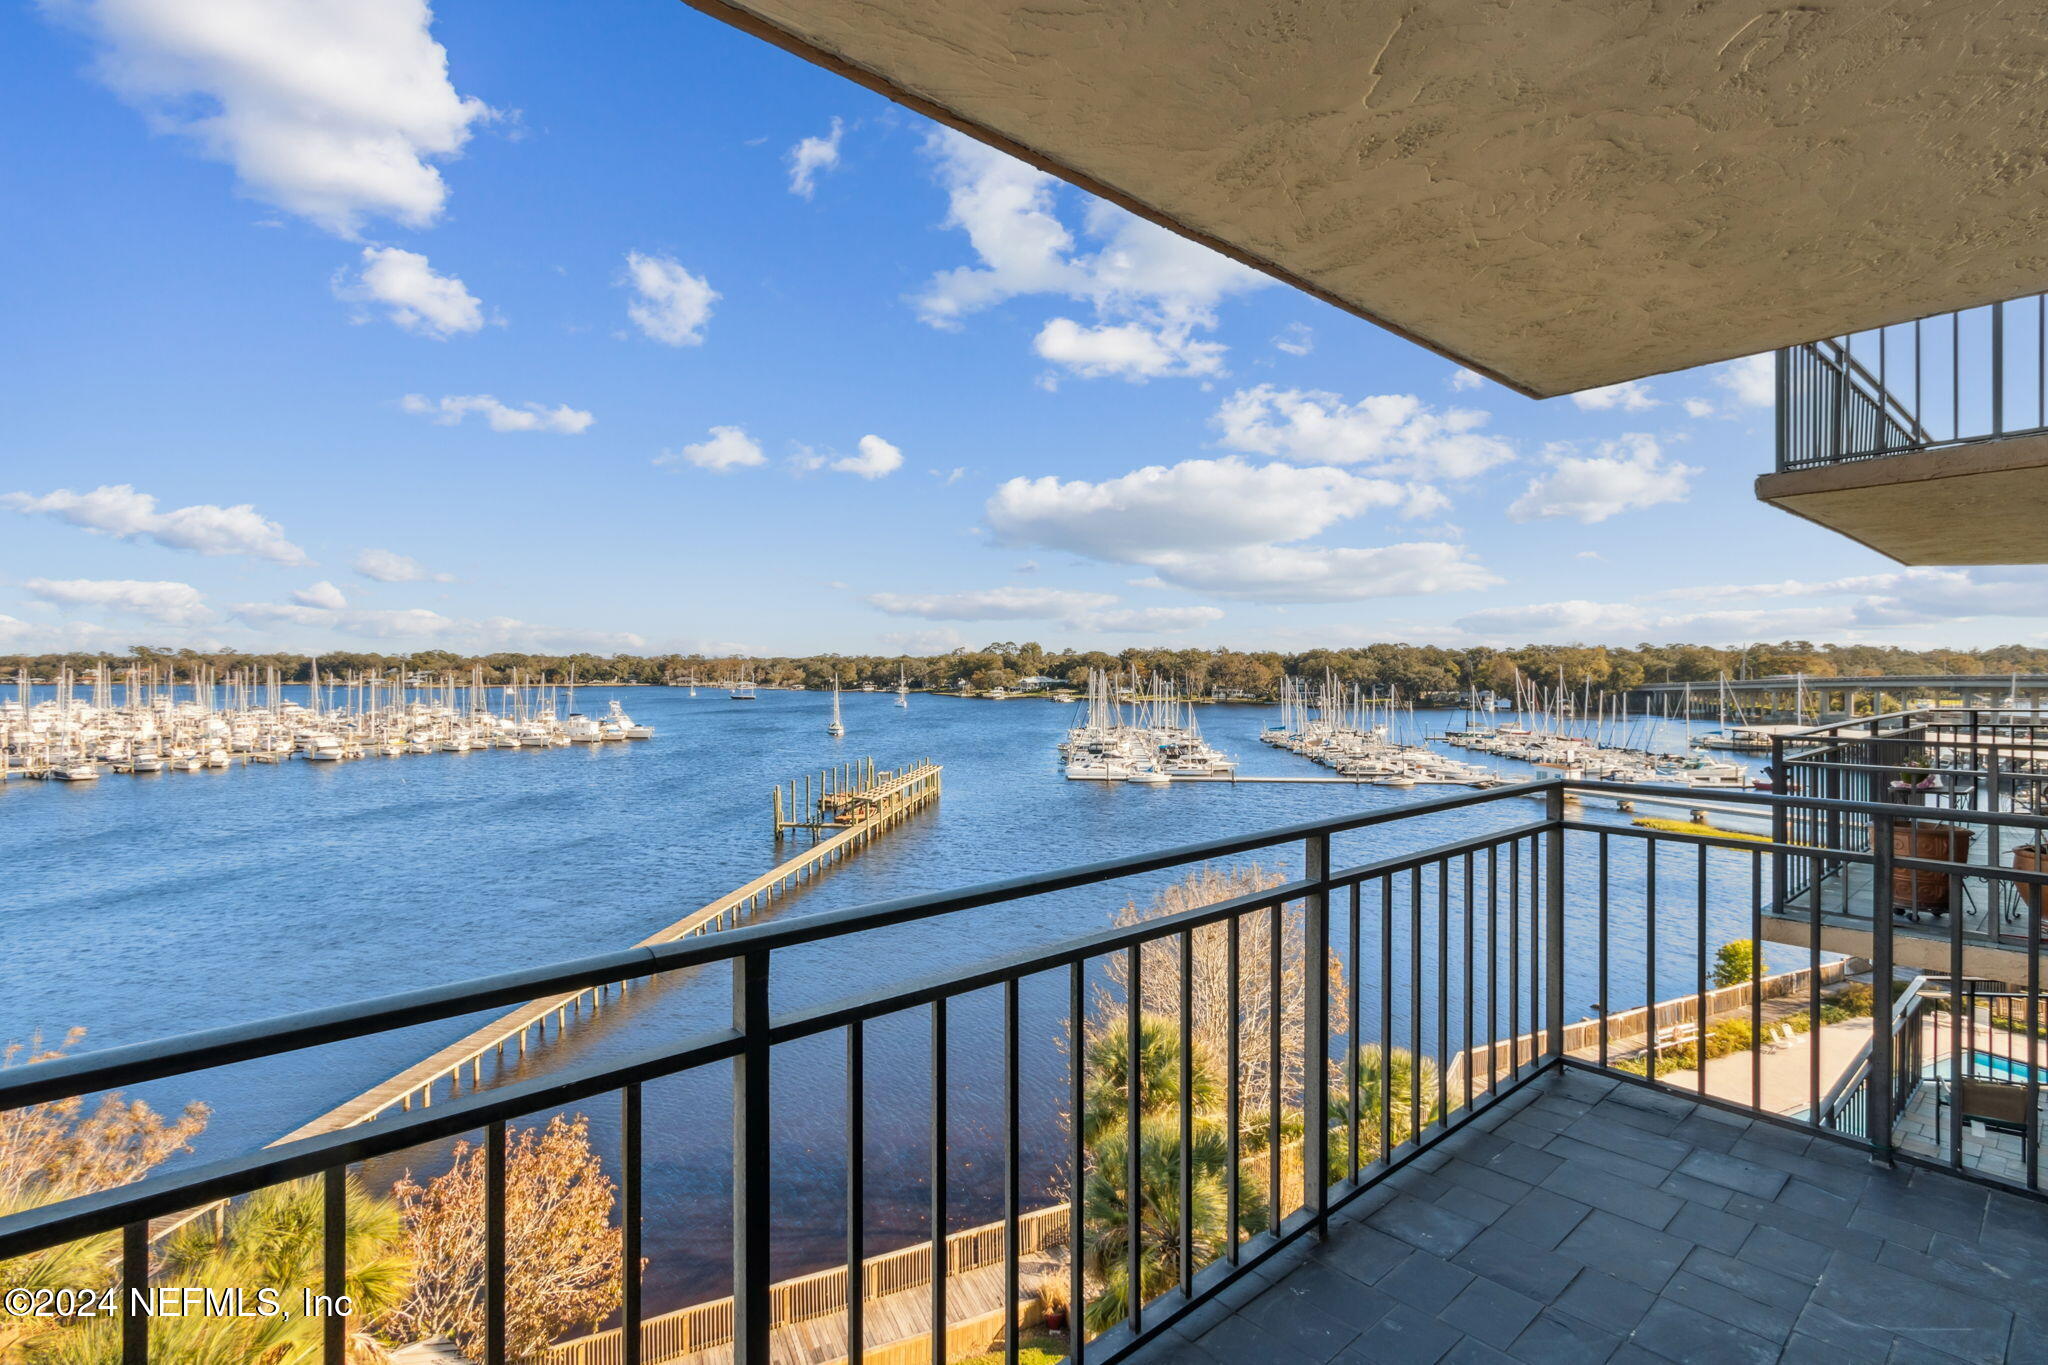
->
[1833,982,1874,1016]
[1712,940,1760,990]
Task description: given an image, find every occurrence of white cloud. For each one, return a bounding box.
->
[1570,380,1660,412]
[880,627,967,653]
[1715,353,1775,407]
[831,434,903,480]
[233,600,645,651]
[49,0,492,237]
[0,613,163,653]
[336,246,484,338]
[657,425,765,473]
[1507,435,1697,523]
[24,577,212,624]
[1213,385,1514,480]
[1683,398,1717,418]
[400,393,593,433]
[987,457,1425,561]
[622,251,717,346]
[4,483,308,564]
[1085,605,1226,633]
[786,116,843,197]
[1273,323,1314,357]
[1450,567,2048,645]
[985,456,1490,604]
[1033,317,1225,381]
[913,131,1265,379]
[1449,368,1485,392]
[865,586,1224,634]
[352,547,450,582]
[865,587,1118,621]
[1135,543,1500,602]
[292,580,348,609]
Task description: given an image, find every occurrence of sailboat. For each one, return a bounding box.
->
[729,665,756,701]
[896,665,909,709]
[827,679,846,737]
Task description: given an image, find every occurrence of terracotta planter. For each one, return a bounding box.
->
[2014,845,2048,932]
[1891,823,1972,911]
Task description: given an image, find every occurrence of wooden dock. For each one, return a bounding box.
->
[272,759,943,1142]
[539,1204,1065,1365]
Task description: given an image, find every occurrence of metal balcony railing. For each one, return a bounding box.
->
[1776,295,2048,471]
[1,776,2045,1365]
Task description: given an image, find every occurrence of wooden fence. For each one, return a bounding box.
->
[536,1203,1068,1365]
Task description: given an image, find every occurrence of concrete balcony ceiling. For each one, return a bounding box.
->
[683,0,2048,398]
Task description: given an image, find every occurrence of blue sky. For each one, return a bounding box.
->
[4,0,2041,657]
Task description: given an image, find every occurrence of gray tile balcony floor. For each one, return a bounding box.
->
[1126,1069,2048,1365]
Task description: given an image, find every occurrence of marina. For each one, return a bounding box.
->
[0,663,653,782]
[0,683,1771,1316]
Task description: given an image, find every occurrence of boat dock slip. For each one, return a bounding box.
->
[275,759,942,1143]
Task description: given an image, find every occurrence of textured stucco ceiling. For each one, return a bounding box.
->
[683,0,2048,397]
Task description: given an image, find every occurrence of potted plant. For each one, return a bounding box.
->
[1887,756,1945,806]
[1037,1275,1070,1334]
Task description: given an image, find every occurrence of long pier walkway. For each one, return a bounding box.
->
[278,760,943,1143]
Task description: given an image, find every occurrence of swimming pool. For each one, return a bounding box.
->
[1970,1051,2048,1085]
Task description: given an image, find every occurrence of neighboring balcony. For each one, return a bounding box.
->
[1757,296,2048,564]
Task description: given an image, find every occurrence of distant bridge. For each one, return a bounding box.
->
[1626,674,2048,721]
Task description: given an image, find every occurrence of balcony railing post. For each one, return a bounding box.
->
[1869,807,1897,1165]
[1543,784,1566,1062]
[1303,832,1330,1236]
[1770,736,1789,917]
[733,948,772,1363]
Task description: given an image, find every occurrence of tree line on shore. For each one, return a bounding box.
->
[9,641,2048,701]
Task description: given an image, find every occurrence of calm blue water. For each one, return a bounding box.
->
[1,687,1785,1309]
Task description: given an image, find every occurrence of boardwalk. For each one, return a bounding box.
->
[541,1205,1066,1365]
[280,761,942,1141]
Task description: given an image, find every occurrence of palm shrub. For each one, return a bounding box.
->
[1329,1047,1441,1170]
[31,1175,410,1365]
[1078,1015,1262,1333]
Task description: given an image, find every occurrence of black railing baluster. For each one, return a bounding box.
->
[1409,869,1423,1149]
[1068,961,1086,1363]
[1696,844,1709,1099]
[1304,834,1331,1232]
[1380,874,1394,1167]
[1004,979,1021,1365]
[1225,916,1241,1265]
[1646,841,1659,1078]
[1267,902,1282,1229]
[324,1166,346,1365]
[1508,841,1520,1079]
[1544,793,1565,1064]
[121,1220,147,1365]
[1597,833,1610,1069]
[1750,851,1764,1115]
[1348,881,1362,1183]
[1125,941,1143,1334]
[486,1118,507,1365]
[621,1083,643,1365]
[1178,930,1194,1294]
[1485,850,1497,1099]
[846,1023,864,1365]
[1436,859,1450,1131]
[1462,854,1475,1116]
[734,949,771,1365]
[2027,887,2042,1192]
[932,996,950,1365]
